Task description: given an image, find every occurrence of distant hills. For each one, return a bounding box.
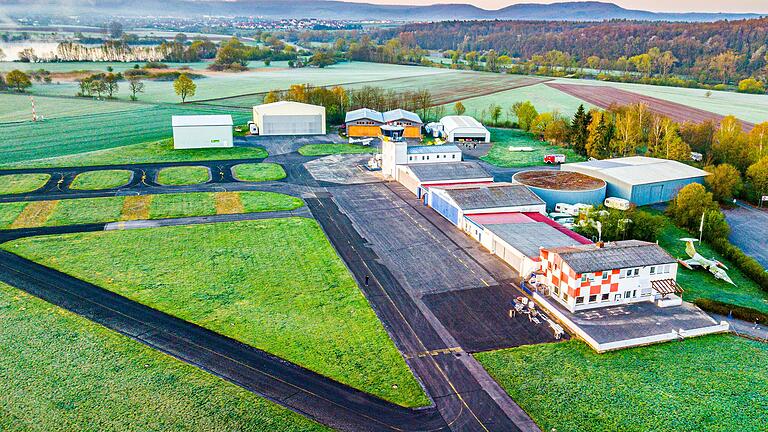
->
[3,0,764,22]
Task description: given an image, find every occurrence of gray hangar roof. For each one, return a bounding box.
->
[438,182,545,211]
[384,109,422,124]
[562,156,709,186]
[488,223,580,258]
[345,108,384,123]
[546,240,675,274]
[407,161,491,182]
[407,144,461,155]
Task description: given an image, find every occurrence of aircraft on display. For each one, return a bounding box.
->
[677,238,736,286]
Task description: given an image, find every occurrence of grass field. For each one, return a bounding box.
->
[0,104,252,165]
[480,128,586,167]
[155,166,210,186]
[477,335,767,432]
[4,218,430,407]
[69,170,133,190]
[298,144,378,156]
[0,93,146,123]
[653,214,768,314]
[0,191,303,229]
[0,139,267,170]
[0,173,50,195]
[232,163,286,182]
[0,282,327,431]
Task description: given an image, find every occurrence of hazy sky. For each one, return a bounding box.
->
[342,0,768,13]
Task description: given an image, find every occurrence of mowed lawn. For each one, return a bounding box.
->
[155,166,210,186]
[0,191,303,229]
[298,144,377,156]
[232,163,286,182]
[0,173,51,195]
[477,336,768,432]
[4,218,430,407]
[0,139,267,170]
[0,283,328,432]
[69,170,133,190]
[481,128,586,167]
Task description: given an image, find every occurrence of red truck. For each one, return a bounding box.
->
[544,154,566,164]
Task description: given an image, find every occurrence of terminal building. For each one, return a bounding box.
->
[561,156,710,206]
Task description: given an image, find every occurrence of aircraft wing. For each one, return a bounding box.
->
[677,259,699,270]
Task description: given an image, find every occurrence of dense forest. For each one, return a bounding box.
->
[344,18,768,86]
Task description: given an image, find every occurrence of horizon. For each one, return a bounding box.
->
[339,0,768,14]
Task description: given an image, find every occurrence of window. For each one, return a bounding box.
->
[633,290,637,298]
[603,272,610,280]
[562,292,569,301]
[580,274,588,283]
[409,156,413,161]
[624,269,632,278]
[452,154,456,159]
[575,296,584,304]
[589,295,597,303]
[624,291,631,299]
[633,268,639,277]
[650,266,655,275]
[601,293,609,301]
[553,285,560,295]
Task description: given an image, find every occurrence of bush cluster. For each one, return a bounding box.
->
[709,237,768,292]
[694,298,767,324]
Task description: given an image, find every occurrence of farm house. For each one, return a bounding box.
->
[465,212,591,277]
[383,109,423,139]
[561,156,710,206]
[439,116,491,142]
[252,101,326,136]
[171,115,233,149]
[426,183,546,229]
[345,108,384,137]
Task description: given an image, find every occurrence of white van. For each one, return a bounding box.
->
[554,203,575,215]
[604,197,631,211]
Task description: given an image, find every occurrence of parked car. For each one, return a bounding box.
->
[604,197,632,210]
[544,154,566,164]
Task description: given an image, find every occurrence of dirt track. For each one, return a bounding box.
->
[547,82,755,131]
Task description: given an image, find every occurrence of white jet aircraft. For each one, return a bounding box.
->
[677,238,736,286]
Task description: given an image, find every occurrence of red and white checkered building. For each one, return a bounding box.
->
[539,241,679,313]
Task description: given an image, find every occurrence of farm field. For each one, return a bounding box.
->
[0,93,145,122]
[443,83,595,122]
[0,173,50,195]
[0,191,303,229]
[232,163,286,182]
[0,104,252,165]
[477,335,767,432]
[4,218,431,408]
[550,77,768,125]
[0,282,328,432]
[0,60,212,73]
[547,82,755,131]
[155,166,210,186]
[0,139,267,170]
[298,143,378,156]
[69,169,133,190]
[481,128,586,167]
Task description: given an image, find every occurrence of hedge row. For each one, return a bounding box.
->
[694,298,768,324]
[709,237,768,293]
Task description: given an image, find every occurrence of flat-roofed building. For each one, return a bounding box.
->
[397,161,494,196]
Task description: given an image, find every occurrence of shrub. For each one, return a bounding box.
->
[708,237,768,292]
[143,61,168,69]
[737,78,765,94]
[694,298,768,324]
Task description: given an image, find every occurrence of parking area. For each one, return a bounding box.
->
[304,155,382,185]
[723,202,768,268]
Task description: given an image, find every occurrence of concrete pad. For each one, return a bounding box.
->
[305,154,382,185]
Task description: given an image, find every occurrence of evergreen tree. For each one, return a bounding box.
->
[570,104,590,155]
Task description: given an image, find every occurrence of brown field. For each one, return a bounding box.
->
[547,83,754,131]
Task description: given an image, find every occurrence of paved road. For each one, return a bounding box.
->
[722,201,768,268]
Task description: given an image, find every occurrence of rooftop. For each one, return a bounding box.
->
[384,109,422,124]
[513,170,606,191]
[562,156,710,186]
[171,115,233,127]
[407,161,491,182]
[253,101,325,114]
[440,115,488,131]
[487,222,582,258]
[407,144,461,155]
[437,182,545,211]
[545,240,675,274]
[345,108,384,123]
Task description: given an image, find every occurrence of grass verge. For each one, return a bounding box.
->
[298,144,377,157]
[480,128,586,167]
[155,166,210,186]
[0,139,267,170]
[0,282,328,431]
[0,192,303,230]
[69,170,133,190]
[476,336,767,432]
[3,218,430,407]
[0,174,51,195]
[232,163,287,182]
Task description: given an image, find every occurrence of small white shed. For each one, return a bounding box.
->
[253,101,326,136]
[172,115,233,149]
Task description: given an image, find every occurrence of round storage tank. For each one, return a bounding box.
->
[513,170,606,211]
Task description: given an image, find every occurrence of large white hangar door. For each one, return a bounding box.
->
[263,114,322,135]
